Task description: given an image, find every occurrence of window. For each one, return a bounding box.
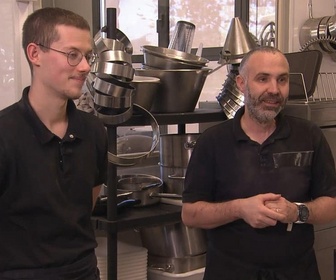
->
[169,0,235,49]
[115,0,159,53]
[109,0,235,59]
[249,0,276,47]
[108,0,276,104]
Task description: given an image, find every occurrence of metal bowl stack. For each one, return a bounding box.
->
[216,65,244,119]
[89,30,161,167]
[215,17,258,118]
[90,30,135,125]
[139,45,210,113]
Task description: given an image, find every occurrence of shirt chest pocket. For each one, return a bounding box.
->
[273,151,314,168]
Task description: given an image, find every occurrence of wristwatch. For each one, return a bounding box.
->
[294,202,309,224]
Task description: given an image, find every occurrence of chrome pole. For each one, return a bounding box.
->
[100,0,106,37]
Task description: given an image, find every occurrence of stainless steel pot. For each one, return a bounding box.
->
[148,254,206,274]
[328,14,336,38]
[139,222,207,258]
[117,174,162,206]
[299,0,336,53]
[299,16,323,51]
[131,76,160,111]
[117,174,181,207]
[160,134,200,167]
[159,134,200,194]
[135,68,211,113]
[318,16,334,53]
[160,166,186,195]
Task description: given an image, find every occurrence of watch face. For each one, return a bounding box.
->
[299,204,309,222]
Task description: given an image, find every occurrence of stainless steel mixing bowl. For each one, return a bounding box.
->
[135,68,211,113]
[141,45,208,69]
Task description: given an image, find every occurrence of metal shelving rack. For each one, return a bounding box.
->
[92,108,226,280]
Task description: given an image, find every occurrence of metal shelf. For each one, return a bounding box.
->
[101,108,226,280]
[107,108,227,126]
[92,203,182,232]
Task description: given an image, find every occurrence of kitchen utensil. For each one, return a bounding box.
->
[97,27,133,55]
[94,27,133,54]
[92,193,140,216]
[168,20,195,53]
[148,254,206,274]
[93,92,133,109]
[135,68,211,113]
[94,105,133,125]
[93,76,134,98]
[139,222,207,257]
[130,76,161,111]
[196,42,203,57]
[91,61,135,82]
[97,50,132,65]
[220,17,257,64]
[117,135,153,154]
[117,174,182,207]
[318,16,334,52]
[217,92,241,112]
[299,16,324,52]
[107,104,160,166]
[217,65,240,119]
[159,134,200,195]
[117,175,162,207]
[299,0,335,53]
[159,134,199,167]
[328,14,336,38]
[92,76,134,118]
[92,76,135,125]
[141,45,208,70]
[94,35,126,53]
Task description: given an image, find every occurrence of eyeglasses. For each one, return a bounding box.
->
[37,43,97,66]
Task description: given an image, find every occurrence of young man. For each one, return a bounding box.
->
[182,46,336,279]
[0,8,107,280]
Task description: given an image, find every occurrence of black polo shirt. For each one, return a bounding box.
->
[0,87,108,271]
[183,106,336,279]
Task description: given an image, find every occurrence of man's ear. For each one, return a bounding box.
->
[235,74,245,92]
[26,43,41,66]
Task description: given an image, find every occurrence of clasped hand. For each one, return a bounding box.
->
[240,193,297,228]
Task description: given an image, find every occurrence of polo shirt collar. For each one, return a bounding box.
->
[233,106,291,142]
[18,87,86,144]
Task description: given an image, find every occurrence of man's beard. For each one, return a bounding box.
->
[245,87,287,124]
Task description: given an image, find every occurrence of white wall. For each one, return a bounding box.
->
[0,0,36,110]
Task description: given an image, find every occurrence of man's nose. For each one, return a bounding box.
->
[78,56,91,72]
[268,79,280,93]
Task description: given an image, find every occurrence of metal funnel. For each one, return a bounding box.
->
[220,17,257,64]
